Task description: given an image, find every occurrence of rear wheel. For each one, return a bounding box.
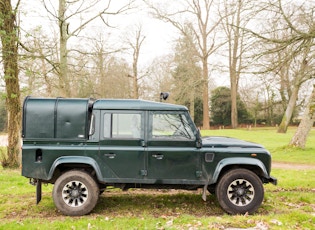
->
[53,170,99,216]
[215,168,264,215]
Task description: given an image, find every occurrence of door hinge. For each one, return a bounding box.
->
[196,171,202,178]
[140,170,147,176]
[141,140,146,147]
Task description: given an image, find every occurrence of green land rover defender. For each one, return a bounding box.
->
[21,96,277,216]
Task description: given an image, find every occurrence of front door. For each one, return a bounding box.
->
[99,111,145,182]
[146,111,201,183]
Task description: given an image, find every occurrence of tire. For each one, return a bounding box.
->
[53,170,99,216]
[215,168,264,215]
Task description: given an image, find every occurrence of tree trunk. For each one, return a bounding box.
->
[202,58,210,130]
[132,75,139,99]
[189,89,195,122]
[290,84,315,148]
[277,86,299,133]
[132,42,139,99]
[128,27,145,99]
[58,0,70,97]
[230,74,238,128]
[132,46,139,99]
[0,0,21,168]
[229,0,241,129]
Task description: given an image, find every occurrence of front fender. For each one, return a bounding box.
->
[48,156,103,182]
[210,157,269,184]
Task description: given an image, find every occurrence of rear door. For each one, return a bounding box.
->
[99,110,146,182]
[146,111,201,183]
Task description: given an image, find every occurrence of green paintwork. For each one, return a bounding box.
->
[22,96,94,139]
[22,97,276,188]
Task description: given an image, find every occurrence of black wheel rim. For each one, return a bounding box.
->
[227,179,255,206]
[62,180,89,207]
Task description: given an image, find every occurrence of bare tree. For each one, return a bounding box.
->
[86,35,133,98]
[42,0,134,97]
[19,27,58,97]
[289,70,315,148]
[145,55,174,102]
[248,0,315,145]
[0,0,21,168]
[172,26,202,122]
[277,43,312,133]
[147,0,222,129]
[290,84,315,148]
[219,0,254,128]
[126,24,146,99]
[248,22,308,129]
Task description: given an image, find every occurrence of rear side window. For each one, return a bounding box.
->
[104,113,143,139]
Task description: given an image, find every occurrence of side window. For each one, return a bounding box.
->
[104,113,143,139]
[151,113,195,140]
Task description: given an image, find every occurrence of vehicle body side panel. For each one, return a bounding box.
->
[22,141,89,180]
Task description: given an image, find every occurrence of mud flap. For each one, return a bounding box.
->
[36,179,42,204]
[202,184,207,201]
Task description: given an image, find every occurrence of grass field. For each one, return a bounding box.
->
[202,127,315,165]
[0,128,314,229]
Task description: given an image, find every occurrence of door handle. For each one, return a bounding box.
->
[152,154,164,160]
[104,153,116,159]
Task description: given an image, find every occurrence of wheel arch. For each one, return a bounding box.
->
[211,157,269,184]
[48,156,103,183]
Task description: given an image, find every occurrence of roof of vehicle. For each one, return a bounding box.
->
[93,99,188,111]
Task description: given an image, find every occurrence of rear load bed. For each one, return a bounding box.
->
[22,97,94,140]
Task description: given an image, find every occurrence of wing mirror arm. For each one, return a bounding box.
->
[196,129,202,148]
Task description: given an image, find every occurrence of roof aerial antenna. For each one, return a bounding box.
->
[160,92,169,102]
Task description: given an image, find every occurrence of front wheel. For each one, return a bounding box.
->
[215,168,264,215]
[53,170,99,216]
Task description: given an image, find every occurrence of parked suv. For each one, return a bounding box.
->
[22,97,277,216]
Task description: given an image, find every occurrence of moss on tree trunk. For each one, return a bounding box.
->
[0,0,21,168]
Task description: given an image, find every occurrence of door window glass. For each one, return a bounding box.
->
[151,113,194,140]
[104,113,142,139]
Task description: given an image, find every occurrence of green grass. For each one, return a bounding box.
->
[0,146,6,162]
[0,128,314,229]
[0,168,314,229]
[201,127,315,165]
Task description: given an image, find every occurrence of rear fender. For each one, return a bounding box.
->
[48,156,103,182]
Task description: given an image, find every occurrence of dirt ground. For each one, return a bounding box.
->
[272,162,315,170]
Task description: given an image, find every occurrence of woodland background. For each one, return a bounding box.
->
[1,0,315,167]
